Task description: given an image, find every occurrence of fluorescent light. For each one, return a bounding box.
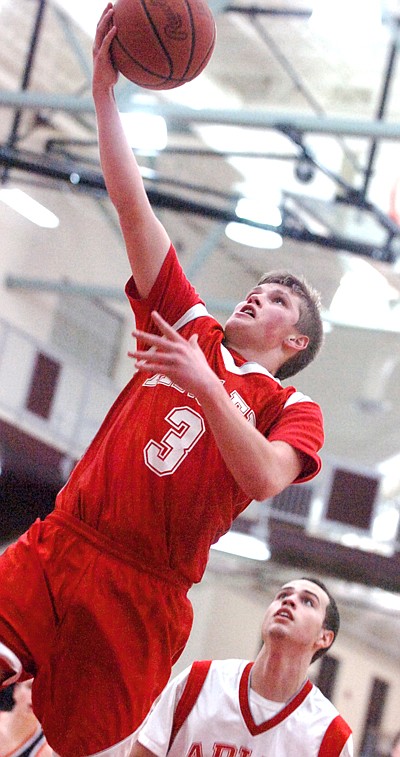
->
[0,189,59,228]
[235,197,282,226]
[329,261,400,329]
[310,0,383,48]
[226,222,282,249]
[226,196,283,249]
[211,531,270,561]
[120,112,167,151]
[162,73,241,110]
[371,506,399,543]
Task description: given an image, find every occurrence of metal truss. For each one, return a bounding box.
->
[1,0,400,269]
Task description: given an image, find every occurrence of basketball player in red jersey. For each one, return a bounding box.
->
[0,6,324,756]
[130,578,353,757]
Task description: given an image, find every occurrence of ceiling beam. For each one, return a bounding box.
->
[4,275,126,301]
[0,145,398,262]
[2,91,400,139]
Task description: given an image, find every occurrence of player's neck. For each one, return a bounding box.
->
[0,711,39,753]
[251,646,310,703]
[225,338,284,377]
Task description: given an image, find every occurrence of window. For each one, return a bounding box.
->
[325,467,380,531]
[26,352,60,419]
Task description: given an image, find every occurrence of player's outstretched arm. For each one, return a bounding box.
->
[131,312,304,501]
[92,4,170,297]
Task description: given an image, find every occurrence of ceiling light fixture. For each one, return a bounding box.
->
[120,112,168,152]
[310,0,383,48]
[225,196,283,249]
[211,531,271,561]
[0,188,59,228]
[329,262,400,329]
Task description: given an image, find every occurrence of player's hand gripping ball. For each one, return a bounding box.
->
[111,0,216,89]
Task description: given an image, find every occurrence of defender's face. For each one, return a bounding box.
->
[224,283,303,355]
[261,579,331,653]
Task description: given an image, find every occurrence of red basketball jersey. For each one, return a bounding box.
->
[55,245,324,585]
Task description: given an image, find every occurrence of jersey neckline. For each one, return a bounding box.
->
[239,662,313,736]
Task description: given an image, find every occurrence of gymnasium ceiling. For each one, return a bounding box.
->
[1,0,400,658]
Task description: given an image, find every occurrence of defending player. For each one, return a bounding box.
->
[0,681,52,757]
[0,6,324,756]
[130,578,353,757]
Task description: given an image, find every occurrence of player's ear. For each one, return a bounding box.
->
[315,627,334,654]
[285,334,309,352]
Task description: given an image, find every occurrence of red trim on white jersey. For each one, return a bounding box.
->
[318,715,353,757]
[239,663,313,735]
[169,660,212,749]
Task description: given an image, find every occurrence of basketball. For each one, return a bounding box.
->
[111,0,216,90]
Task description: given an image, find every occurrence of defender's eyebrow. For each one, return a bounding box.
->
[278,585,321,605]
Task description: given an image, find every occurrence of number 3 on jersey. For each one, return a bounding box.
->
[144,406,206,476]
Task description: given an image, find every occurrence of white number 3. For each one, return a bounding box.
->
[144,406,206,476]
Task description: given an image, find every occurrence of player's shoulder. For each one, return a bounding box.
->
[312,686,353,748]
[205,658,250,686]
[308,682,343,718]
[281,386,322,419]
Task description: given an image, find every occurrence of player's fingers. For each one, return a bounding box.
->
[151,311,181,340]
[95,4,113,38]
[94,5,114,52]
[97,3,113,28]
[131,349,164,360]
[131,328,168,348]
[128,345,158,362]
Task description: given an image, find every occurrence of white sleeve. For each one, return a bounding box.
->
[135,667,191,757]
[340,733,354,757]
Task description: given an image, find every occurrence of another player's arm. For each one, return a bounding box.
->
[131,313,304,501]
[92,4,170,298]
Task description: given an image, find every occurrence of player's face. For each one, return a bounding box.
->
[224,283,304,355]
[261,579,332,657]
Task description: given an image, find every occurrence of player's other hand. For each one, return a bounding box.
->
[129,311,219,399]
[92,4,119,94]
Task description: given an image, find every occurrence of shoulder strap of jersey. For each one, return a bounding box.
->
[318,714,352,756]
[168,660,212,751]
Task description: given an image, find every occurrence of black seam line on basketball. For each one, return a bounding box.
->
[114,35,172,80]
[181,0,195,79]
[189,22,216,79]
[139,0,174,77]
[151,20,216,85]
[144,41,216,86]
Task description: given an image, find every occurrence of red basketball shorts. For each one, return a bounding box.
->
[0,511,193,756]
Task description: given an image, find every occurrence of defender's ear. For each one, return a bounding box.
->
[314,627,334,655]
[285,334,309,352]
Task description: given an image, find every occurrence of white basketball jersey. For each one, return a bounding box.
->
[137,659,353,757]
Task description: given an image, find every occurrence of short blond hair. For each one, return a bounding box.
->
[258,270,324,380]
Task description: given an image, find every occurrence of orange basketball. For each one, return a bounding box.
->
[111,0,216,90]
